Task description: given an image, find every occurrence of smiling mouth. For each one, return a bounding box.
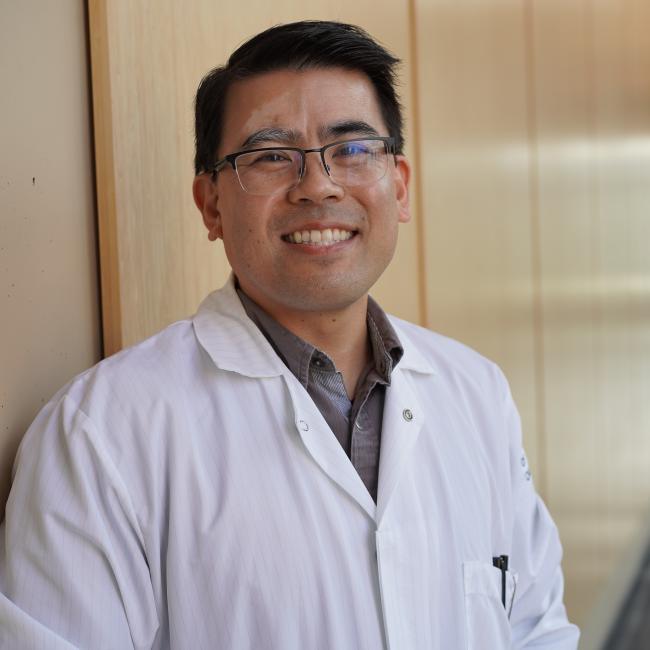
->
[282,228,356,245]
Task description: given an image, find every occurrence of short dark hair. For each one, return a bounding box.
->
[194,20,404,175]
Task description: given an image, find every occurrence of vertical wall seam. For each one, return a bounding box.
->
[83,0,104,360]
[523,0,548,499]
[87,0,123,357]
[407,0,429,328]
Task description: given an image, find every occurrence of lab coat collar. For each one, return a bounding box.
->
[388,319,437,376]
[193,275,288,378]
[194,275,437,379]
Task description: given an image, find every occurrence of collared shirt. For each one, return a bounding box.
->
[237,287,403,502]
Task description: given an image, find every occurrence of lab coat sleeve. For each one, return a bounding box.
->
[500,374,580,649]
[0,392,159,650]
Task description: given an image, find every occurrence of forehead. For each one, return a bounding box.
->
[220,67,386,149]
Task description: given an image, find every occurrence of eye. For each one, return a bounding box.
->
[334,142,371,158]
[238,149,294,168]
[252,151,292,164]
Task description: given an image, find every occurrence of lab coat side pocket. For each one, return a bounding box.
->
[463,561,517,650]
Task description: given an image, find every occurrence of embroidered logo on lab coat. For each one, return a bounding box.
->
[520,453,532,482]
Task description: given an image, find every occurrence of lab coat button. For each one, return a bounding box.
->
[298,420,309,431]
[402,408,414,422]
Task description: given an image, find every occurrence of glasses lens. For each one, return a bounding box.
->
[234,149,301,195]
[324,139,389,188]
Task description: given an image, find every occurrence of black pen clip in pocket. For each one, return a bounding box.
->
[492,555,517,618]
[492,555,509,608]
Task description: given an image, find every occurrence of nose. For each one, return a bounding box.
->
[287,151,344,203]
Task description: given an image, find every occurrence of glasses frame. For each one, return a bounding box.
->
[209,136,396,195]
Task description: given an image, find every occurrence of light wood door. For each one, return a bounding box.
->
[88,1,422,354]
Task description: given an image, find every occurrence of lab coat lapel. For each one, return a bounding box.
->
[286,379,377,520]
[376,367,425,525]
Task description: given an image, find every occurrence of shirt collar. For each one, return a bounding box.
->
[366,295,403,382]
[235,284,404,388]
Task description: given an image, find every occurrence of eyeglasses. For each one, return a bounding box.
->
[210,136,396,196]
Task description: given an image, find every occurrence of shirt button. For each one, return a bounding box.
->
[402,408,414,422]
[298,420,309,431]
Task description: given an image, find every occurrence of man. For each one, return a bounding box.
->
[0,20,578,650]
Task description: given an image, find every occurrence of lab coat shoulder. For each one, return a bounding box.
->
[59,316,204,424]
[11,317,203,496]
[388,313,509,406]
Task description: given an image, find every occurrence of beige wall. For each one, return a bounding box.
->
[532,0,650,627]
[0,1,101,513]
[1,0,649,637]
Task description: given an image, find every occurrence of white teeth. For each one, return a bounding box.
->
[285,228,355,245]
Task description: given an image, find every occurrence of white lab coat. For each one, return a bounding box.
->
[0,277,579,649]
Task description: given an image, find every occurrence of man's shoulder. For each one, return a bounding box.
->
[387,314,507,392]
[388,314,497,367]
[54,317,202,413]
[13,317,205,477]
[97,317,196,372]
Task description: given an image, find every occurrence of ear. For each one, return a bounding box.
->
[192,174,222,241]
[393,155,411,224]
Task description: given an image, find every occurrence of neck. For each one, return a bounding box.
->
[242,286,371,398]
[287,300,372,399]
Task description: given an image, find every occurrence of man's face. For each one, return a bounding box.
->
[193,67,410,322]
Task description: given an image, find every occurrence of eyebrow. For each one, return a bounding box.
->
[240,128,301,149]
[239,120,381,151]
[318,120,381,141]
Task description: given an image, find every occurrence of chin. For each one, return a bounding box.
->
[275,279,374,314]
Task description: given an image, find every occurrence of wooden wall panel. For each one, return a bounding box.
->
[531,0,650,627]
[413,0,541,476]
[88,1,421,354]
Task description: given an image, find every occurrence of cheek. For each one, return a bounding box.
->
[219,202,275,266]
[365,186,401,233]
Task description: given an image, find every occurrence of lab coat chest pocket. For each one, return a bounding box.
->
[463,561,516,650]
